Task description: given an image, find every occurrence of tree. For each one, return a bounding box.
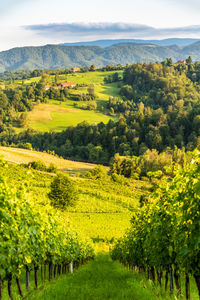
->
[87,85,95,98]
[55,74,60,85]
[186,56,193,65]
[48,174,77,209]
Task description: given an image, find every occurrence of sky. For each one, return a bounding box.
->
[1,0,200,51]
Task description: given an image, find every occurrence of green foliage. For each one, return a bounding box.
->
[25,160,47,171]
[48,174,77,209]
[85,165,107,180]
[29,254,168,300]
[4,61,200,164]
[1,42,200,72]
[110,148,187,179]
[23,160,57,173]
[111,150,200,297]
[0,170,94,299]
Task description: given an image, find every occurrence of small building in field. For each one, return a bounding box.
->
[53,86,62,90]
[73,67,80,72]
[175,60,186,65]
[61,82,76,88]
[45,85,51,91]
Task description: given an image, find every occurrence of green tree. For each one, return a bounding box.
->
[186,56,193,65]
[87,85,95,98]
[48,174,77,209]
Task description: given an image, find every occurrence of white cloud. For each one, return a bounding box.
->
[25,22,200,41]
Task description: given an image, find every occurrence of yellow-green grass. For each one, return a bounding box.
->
[0,146,96,175]
[25,71,121,132]
[0,148,149,248]
[65,212,132,250]
[27,102,115,132]
[65,71,123,101]
[7,71,123,99]
[4,71,122,132]
[28,254,200,300]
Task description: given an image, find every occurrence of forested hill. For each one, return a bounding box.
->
[1,41,200,72]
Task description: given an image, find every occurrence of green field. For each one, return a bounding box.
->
[10,70,122,132]
[28,101,115,131]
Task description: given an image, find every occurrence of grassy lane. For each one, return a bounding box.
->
[29,254,165,300]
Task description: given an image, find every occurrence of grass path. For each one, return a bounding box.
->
[29,254,164,300]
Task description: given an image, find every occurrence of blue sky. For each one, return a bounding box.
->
[1,0,200,51]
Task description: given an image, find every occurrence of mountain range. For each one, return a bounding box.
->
[61,38,200,48]
[1,39,200,72]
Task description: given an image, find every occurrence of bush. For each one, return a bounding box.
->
[47,163,58,173]
[48,174,77,209]
[23,160,57,173]
[26,160,46,171]
[85,165,107,180]
[111,173,130,186]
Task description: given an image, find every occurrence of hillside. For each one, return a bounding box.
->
[0,148,149,247]
[0,146,96,175]
[1,41,200,72]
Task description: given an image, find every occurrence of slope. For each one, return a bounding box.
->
[0,42,199,72]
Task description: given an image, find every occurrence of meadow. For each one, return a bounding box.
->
[4,70,122,132]
[27,101,115,131]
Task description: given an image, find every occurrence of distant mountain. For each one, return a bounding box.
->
[0,41,200,72]
[61,38,200,48]
[180,41,200,61]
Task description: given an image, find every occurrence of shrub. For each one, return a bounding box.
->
[85,165,107,180]
[23,160,57,173]
[47,163,58,173]
[48,173,77,209]
[27,160,46,171]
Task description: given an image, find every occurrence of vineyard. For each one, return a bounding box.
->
[0,169,94,299]
[0,154,148,299]
[111,150,200,299]
[1,147,200,299]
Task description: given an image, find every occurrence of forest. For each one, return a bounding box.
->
[1,58,200,167]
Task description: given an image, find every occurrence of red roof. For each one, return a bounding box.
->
[53,86,61,90]
[73,67,80,72]
[61,82,76,87]
[175,60,186,64]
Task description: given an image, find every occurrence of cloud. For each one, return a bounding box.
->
[24,22,200,41]
[25,22,153,36]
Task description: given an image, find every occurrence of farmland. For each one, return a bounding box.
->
[0,147,148,245]
[28,101,115,131]
[2,70,122,132]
